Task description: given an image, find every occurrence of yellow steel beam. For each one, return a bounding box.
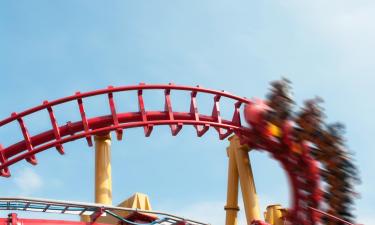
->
[225,138,240,225]
[230,135,261,224]
[81,133,113,222]
[95,133,113,205]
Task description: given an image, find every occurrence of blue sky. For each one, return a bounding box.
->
[0,1,374,224]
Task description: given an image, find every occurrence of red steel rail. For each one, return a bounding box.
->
[0,83,342,225]
[0,84,251,177]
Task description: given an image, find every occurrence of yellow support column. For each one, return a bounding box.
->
[225,138,240,225]
[231,135,261,224]
[81,133,113,222]
[95,133,113,205]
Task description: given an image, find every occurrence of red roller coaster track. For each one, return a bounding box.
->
[0,84,250,176]
[0,83,355,225]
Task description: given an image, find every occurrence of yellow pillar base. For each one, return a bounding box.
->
[264,205,285,225]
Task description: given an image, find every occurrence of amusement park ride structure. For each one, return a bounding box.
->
[0,81,360,225]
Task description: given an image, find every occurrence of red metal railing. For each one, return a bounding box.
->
[0,84,251,177]
[0,83,357,225]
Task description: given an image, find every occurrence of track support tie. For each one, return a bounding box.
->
[76,92,93,147]
[12,113,38,165]
[212,94,232,140]
[44,101,64,155]
[190,90,209,137]
[0,145,11,177]
[138,84,153,137]
[232,101,243,126]
[108,86,123,141]
[164,87,183,136]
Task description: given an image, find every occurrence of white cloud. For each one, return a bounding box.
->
[13,168,43,196]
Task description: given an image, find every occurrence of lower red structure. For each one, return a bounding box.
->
[0,214,109,225]
[0,213,160,225]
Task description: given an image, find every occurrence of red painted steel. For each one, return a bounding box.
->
[0,145,10,177]
[0,214,110,225]
[0,84,251,174]
[0,84,323,225]
[137,88,153,137]
[44,101,65,155]
[0,213,161,225]
[13,113,38,165]
[76,92,93,147]
[164,88,182,136]
[107,86,123,141]
[189,90,210,137]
